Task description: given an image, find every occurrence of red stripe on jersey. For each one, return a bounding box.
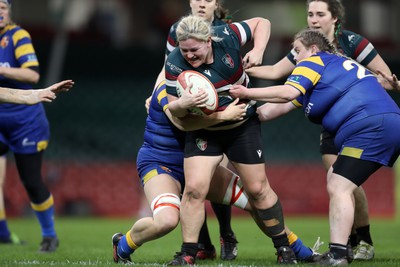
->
[165,71,178,81]
[229,24,242,44]
[167,36,177,48]
[354,38,369,58]
[213,66,246,89]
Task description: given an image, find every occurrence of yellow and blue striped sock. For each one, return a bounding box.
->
[31,195,56,237]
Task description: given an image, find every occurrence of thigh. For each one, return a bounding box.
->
[143,173,182,206]
[184,129,224,157]
[137,146,185,188]
[184,155,222,195]
[332,155,381,186]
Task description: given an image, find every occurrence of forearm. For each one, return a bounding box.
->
[167,101,189,118]
[246,66,272,79]
[252,18,271,55]
[0,67,39,84]
[257,102,296,122]
[0,87,36,104]
[245,86,294,102]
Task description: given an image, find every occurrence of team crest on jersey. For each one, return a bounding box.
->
[196,138,207,151]
[288,75,301,84]
[222,54,234,68]
[0,36,9,49]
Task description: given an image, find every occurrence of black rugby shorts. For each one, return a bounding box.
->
[184,116,265,164]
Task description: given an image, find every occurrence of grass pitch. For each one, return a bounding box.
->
[1,216,399,266]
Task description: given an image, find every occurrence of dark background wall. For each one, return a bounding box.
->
[3,0,399,216]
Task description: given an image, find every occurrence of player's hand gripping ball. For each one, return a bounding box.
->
[176,70,218,115]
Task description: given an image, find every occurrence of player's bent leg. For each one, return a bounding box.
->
[135,193,181,243]
[232,162,297,264]
[209,165,319,263]
[113,174,182,263]
[113,194,181,263]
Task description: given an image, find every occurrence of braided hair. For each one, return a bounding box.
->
[294,29,338,54]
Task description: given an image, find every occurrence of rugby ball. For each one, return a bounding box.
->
[176,70,218,115]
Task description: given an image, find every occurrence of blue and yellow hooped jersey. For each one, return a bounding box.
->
[144,81,185,154]
[0,24,40,113]
[286,52,400,134]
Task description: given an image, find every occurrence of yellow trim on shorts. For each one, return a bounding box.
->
[37,140,48,152]
[341,147,363,159]
[31,195,54,212]
[143,169,158,184]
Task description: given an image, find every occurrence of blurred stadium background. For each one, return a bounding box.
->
[4,0,400,218]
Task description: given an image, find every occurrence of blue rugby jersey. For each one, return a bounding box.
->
[286,52,400,134]
[143,81,185,160]
[0,24,40,113]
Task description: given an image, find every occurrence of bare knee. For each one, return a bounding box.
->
[183,187,205,201]
[245,180,270,201]
[154,212,180,237]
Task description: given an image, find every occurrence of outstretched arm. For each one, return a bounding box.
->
[230,84,301,103]
[246,57,295,80]
[257,102,297,122]
[0,80,74,105]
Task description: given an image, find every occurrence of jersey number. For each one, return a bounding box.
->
[342,60,374,79]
